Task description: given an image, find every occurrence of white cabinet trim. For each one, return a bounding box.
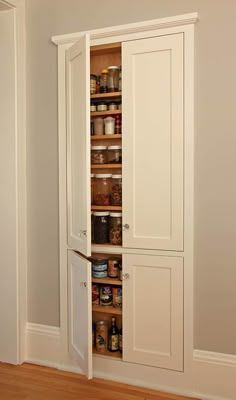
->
[52,13,198,45]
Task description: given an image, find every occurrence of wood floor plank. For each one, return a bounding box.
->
[0,363,198,400]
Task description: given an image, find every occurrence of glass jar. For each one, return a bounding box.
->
[94,174,112,205]
[97,102,107,112]
[91,146,107,165]
[90,102,97,112]
[93,117,104,135]
[111,174,122,206]
[107,146,122,163]
[109,212,122,245]
[93,211,109,244]
[108,66,119,92]
[100,68,109,93]
[90,74,97,95]
[91,174,95,204]
[104,116,115,135]
[119,65,122,91]
[108,102,118,111]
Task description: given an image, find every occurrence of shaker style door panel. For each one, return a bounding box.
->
[68,250,92,379]
[123,254,183,371]
[66,34,91,255]
[122,34,184,251]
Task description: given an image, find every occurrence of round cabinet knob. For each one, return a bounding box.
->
[78,230,87,238]
[80,282,87,287]
[123,224,130,230]
[122,273,130,280]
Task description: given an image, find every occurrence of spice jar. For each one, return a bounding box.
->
[93,211,109,244]
[94,174,112,205]
[91,146,107,165]
[108,102,118,111]
[108,66,119,92]
[90,102,97,112]
[104,116,115,135]
[100,68,109,93]
[94,117,104,135]
[90,74,97,95]
[96,75,100,94]
[109,212,122,245]
[107,146,122,163]
[111,174,122,206]
[115,115,122,134]
[119,65,122,91]
[91,174,95,204]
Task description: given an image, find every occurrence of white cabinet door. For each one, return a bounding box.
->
[122,34,183,251]
[123,254,183,371]
[66,35,91,255]
[68,250,92,378]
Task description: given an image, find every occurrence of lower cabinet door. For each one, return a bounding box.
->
[123,254,183,371]
[68,250,92,378]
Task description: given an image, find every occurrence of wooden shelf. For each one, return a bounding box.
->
[91,205,122,211]
[91,110,121,117]
[91,163,121,169]
[91,134,122,140]
[93,347,122,359]
[92,277,122,285]
[92,305,122,315]
[92,243,122,248]
[91,91,121,100]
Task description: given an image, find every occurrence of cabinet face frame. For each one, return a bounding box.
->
[52,12,196,380]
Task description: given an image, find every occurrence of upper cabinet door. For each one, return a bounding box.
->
[68,250,92,379]
[66,35,91,256]
[122,34,184,251]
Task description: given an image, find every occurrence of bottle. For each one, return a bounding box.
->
[119,327,122,353]
[108,316,119,352]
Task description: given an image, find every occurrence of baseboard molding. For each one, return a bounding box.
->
[25,323,236,400]
[193,350,236,400]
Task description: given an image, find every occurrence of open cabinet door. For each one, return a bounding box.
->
[66,34,91,256]
[68,250,92,379]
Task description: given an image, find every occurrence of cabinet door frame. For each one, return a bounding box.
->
[66,34,91,256]
[68,250,92,378]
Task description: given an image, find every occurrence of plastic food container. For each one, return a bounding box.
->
[94,174,112,205]
[94,117,104,135]
[91,146,107,165]
[104,116,115,135]
[93,211,109,244]
[107,146,122,163]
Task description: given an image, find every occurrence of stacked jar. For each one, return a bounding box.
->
[92,212,122,245]
[94,174,111,206]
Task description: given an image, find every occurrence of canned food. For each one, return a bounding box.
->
[112,287,122,309]
[108,259,120,278]
[100,285,112,306]
[92,259,108,278]
[92,284,100,305]
[96,321,108,352]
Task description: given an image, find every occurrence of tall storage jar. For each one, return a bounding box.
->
[94,174,112,205]
[108,66,119,92]
[109,212,122,245]
[111,174,122,206]
[93,211,109,244]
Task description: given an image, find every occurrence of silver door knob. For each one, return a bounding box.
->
[123,224,130,230]
[80,282,87,287]
[122,273,130,280]
[78,230,87,237]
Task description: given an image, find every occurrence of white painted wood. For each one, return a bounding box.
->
[66,35,91,255]
[0,7,18,365]
[122,34,183,251]
[51,13,198,45]
[68,250,92,379]
[123,254,183,371]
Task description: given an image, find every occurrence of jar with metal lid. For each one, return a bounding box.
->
[109,212,122,245]
[111,174,122,206]
[108,66,119,92]
[107,146,122,163]
[91,174,95,204]
[91,146,107,165]
[94,174,111,205]
[97,102,107,112]
[108,102,118,111]
[100,68,109,93]
[93,211,109,244]
[90,102,97,112]
[90,74,97,95]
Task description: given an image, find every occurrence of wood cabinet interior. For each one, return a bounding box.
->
[90,43,121,75]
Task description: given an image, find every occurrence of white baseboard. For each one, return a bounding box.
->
[25,323,236,400]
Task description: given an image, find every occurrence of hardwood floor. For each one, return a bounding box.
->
[0,363,198,400]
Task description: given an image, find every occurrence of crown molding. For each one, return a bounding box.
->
[52,12,198,46]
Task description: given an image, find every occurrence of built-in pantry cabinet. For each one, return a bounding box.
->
[52,13,196,383]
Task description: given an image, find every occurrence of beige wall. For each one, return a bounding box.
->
[26,0,236,354]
